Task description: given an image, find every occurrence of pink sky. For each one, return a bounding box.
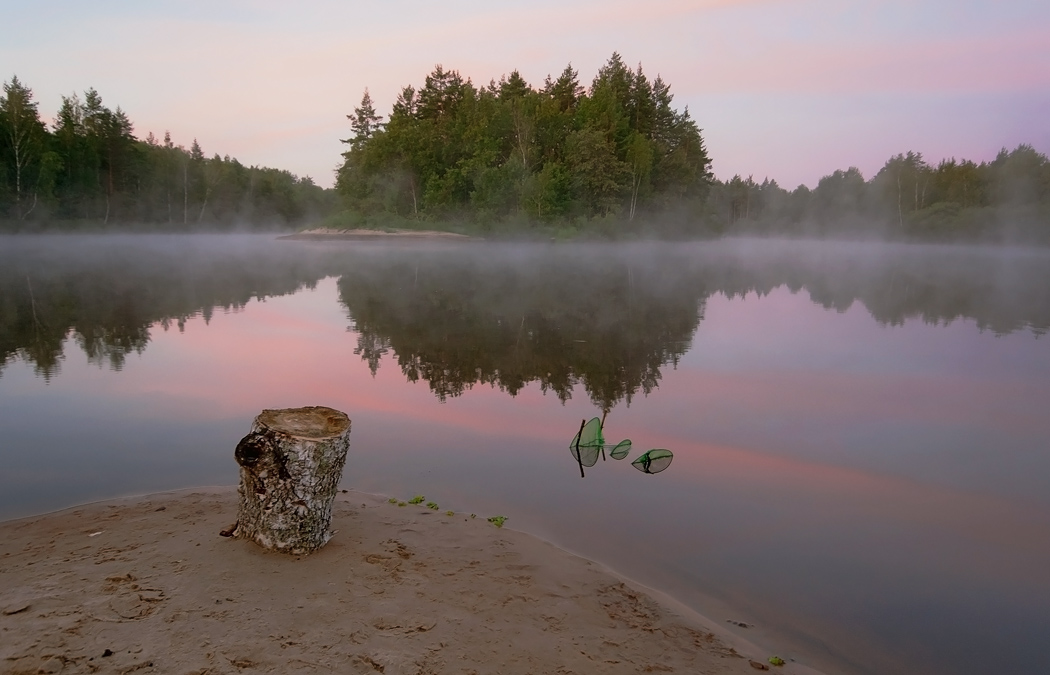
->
[5,0,1048,188]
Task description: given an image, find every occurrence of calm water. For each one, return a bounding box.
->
[2,234,1049,675]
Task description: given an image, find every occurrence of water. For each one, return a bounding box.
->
[2,234,1049,675]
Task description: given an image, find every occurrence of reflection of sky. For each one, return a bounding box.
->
[4,1,1048,188]
[2,276,1049,675]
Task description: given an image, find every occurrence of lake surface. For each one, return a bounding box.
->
[2,234,1049,675]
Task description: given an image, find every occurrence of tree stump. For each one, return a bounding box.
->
[233,406,351,554]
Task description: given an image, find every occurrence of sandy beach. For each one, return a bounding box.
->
[0,488,813,675]
[277,228,478,241]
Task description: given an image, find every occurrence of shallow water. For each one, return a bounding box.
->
[2,234,1048,675]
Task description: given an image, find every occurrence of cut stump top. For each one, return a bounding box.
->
[256,406,351,440]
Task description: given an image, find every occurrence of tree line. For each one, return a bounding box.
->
[0,76,331,229]
[5,62,1048,241]
[335,53,713,232]
[708,145,1050,242]
[336,56,1048,241]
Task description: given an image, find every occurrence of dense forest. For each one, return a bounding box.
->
[4,57,1049,241]
[0,76,331,230]
[335,53,712,233]
[335,54,1049,241]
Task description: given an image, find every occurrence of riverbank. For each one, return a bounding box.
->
[0,488,815,675]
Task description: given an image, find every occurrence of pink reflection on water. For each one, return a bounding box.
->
[70,277,1049,565]
[92,278,567,444]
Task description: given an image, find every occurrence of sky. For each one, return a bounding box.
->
[4,0,1049,189]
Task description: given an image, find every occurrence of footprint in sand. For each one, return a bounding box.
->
[103,574,167,621]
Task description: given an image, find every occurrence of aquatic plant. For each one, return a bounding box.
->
[408,495,426,504]
[487,516,508,528]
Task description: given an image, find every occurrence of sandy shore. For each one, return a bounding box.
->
[1,488,812,675]
[278,228,479,241]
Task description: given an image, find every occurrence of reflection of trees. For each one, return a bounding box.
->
[338,242,1049,407]
[699,242,1050,336]
[338,247,702,409]
[0,236,340,380]
[2,238,1047,393]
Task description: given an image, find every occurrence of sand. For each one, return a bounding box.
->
[0,488,809,675]
[278,228,478,241]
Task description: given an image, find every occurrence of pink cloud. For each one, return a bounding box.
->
[684,28,1050,95]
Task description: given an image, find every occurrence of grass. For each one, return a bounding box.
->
[386,495,507,527]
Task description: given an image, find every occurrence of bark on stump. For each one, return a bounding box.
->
[234,406,351,554]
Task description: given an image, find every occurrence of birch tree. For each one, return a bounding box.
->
[0,76,47,219]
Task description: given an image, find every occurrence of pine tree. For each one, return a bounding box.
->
[346,89,383,150]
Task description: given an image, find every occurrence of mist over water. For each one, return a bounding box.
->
[1,234,1049,675]
[3,234,1047,381]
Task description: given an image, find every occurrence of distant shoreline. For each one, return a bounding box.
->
[278,227,481,241]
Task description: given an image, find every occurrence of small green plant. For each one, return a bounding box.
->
[445,510,454,516]
[408,495,425,505]
[426,502,439,510]
[768,656,785,667]
[397,501,406,507]
[487,516,508,528]
[387,497,398,504]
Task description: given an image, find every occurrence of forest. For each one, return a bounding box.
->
[335,54,1050,241]
[706,145,1050,243]
[3,56,1049,241]
[0,76,331,230]
[335,53,712,234]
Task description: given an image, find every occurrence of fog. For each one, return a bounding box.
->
[3,234,1047,395]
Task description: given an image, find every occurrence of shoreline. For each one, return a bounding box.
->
[0,487,820,674]
[278,227,481,241]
